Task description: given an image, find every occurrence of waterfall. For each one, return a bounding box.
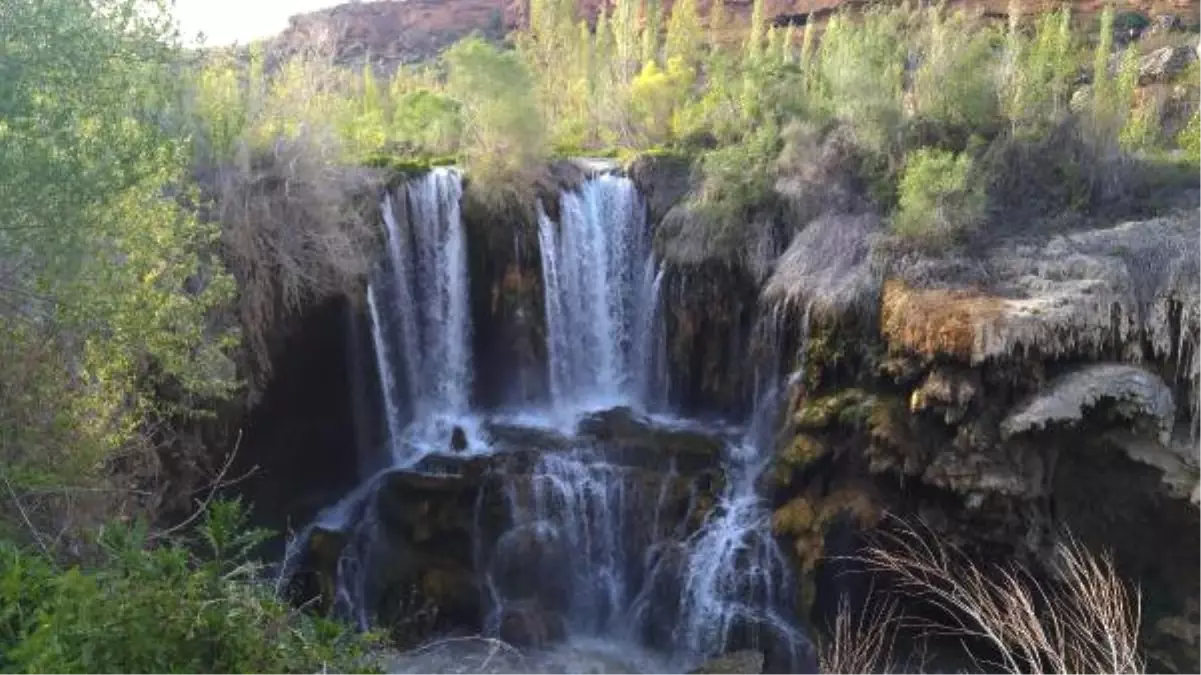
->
[482,448,693,649]
[294,169,817,673]
[366,284,403,462]
[370,167,482,464]
[669,310,811,670]
[538,174,655,414]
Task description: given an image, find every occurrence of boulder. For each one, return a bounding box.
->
[495,604,567,648]
[576,406,726,473]
[450,426,468,452]
[689,649,765,674]
[883,215,1200,367]
[1148,14,1184,34]
[1137,44,1199,85]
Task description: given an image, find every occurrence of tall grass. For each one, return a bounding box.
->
[860,519,1143,674]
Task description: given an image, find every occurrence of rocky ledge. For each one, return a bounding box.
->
[761,209,1200,670]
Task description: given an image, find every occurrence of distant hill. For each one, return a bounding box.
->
[260,0,1200,71]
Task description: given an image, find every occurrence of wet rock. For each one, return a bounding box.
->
[792,389,873,431]
[627,152,693,225]
[487,523,573,611]
[419,565,479,622]
[496,604,567,648]
[910,367,979,425]
[576,406,653,439]
[689,649,765,674]
[450,426,468,452]
[576,406,725,472]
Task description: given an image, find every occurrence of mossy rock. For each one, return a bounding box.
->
[792,389,873,431]
[866,395,910,447]
[770,434,828,488]
[773,489,881,570]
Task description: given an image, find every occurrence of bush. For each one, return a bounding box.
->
[892,147,984,246]
[1177,112,1200,162]
[445,36,547,198]
[912,9,1003,141]
[813,9,907,158]
[0,500,377,673]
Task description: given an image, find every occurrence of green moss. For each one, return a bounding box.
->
[770,433,828,487]
[363,153,460,176]
[793,389,871,430]
[780,433,827,468]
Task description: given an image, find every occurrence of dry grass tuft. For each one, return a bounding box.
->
[820,592,901,674]
[861,517,1144,674]
[216,131,381,390]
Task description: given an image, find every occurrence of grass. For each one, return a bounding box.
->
[856,517,1144,674]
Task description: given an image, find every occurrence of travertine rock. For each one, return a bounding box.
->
[1000,364,1176,443]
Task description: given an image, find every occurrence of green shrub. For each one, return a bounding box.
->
[445,36,547,198]
[913,10,1003,141]
[0,500,377,674]
[1177,112,1201,162]
[892,148,985,246]
[813,9,907,158]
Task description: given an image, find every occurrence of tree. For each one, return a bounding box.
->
[641,0,664,66]
[746,0,767,61]
[914,9,1003,137]
[665,0,702,67]
[613,0,642,80]
[1002,8,1076,135]
[445,37,546,188]
[0,0,235,498]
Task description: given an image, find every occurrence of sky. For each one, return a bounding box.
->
[172,0,337,46]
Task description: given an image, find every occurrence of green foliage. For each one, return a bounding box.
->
[1178,112,1201,162]
[391,89,464,156]
[446,36,546,191]
[629,57,695,144]
[693,120,782,227]
[913,9,1003,138]
[892,148,985,246]
[813,10,907,157]
[0,0,237,496]
[0,500,375,673]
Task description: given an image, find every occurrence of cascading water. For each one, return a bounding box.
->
[368,167,483,464]
[669,312,810,670]
[481,306,812,670]
[288,168,815,674]
[537,174,658,415]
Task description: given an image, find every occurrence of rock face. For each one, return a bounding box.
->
[267,0,511,69]
[761,210,1200,669]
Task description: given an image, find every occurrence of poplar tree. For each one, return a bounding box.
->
[746,0,767,61]
[642,0,664,66]
[613,0,641,80]
[665,0,702,67]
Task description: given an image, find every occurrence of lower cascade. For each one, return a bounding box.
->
[284,169,815,673]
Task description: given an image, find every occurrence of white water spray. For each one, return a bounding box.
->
[370,168,484,464]
[538,174,655,416]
